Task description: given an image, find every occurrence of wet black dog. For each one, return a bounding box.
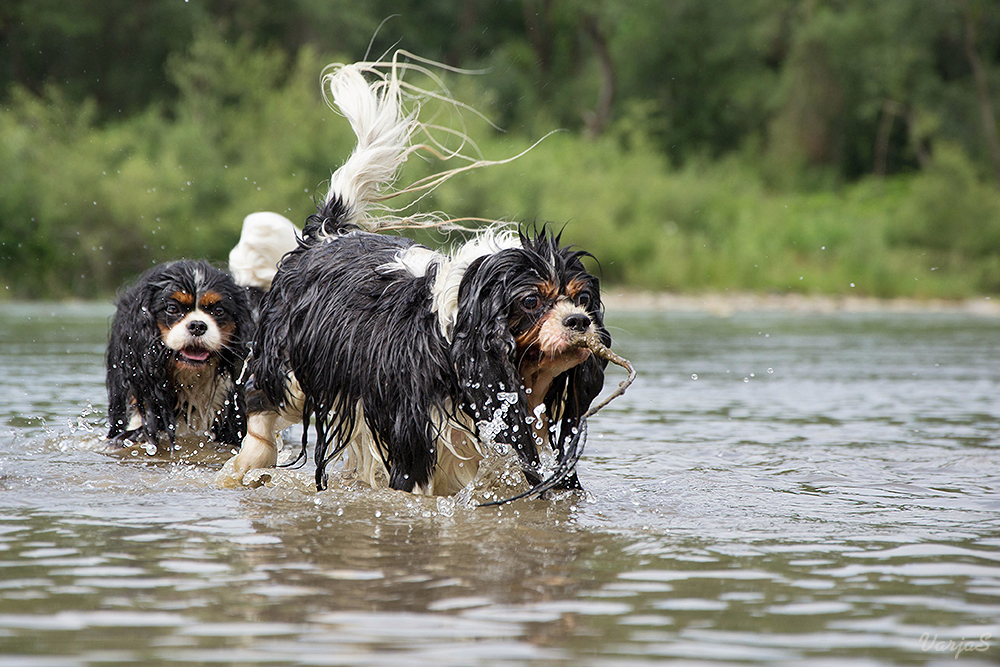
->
[105,261,253,449]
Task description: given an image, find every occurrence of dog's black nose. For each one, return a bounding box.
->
[187,320,208,336]
[563,313,591,332]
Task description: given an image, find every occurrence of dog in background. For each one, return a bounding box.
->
[105,211,298,451]
[219,57,611,501]
[106,260,254,449]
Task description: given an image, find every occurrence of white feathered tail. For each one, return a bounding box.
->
[314,53,554,236]
[228,212,300,290]
[319,61,418,231]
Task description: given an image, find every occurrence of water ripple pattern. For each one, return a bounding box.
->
[0,303,998,665]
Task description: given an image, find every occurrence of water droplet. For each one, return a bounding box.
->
[691,373,698,380]
[767,368,774,374]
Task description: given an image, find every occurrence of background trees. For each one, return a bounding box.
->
[2,0,999,298]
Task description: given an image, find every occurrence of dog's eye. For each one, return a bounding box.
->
[521,294,541,311]
[165,302,181,316]
[577,293,591,308]
[210,305,226,318]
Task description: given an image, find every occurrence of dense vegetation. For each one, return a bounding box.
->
[2,0,1000,299]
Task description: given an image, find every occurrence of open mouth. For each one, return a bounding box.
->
[178,346,213,365]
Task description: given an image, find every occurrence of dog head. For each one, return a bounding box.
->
[454,230,606,393]
[451,228,609,489]
[144,262,250,374]
[505,232,604,396]
[106,260,253,443]
[109,260,252,383]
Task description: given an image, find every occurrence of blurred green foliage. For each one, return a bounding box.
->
[1,0,1000,299]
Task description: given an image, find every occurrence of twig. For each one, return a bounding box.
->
[572,331,636,418]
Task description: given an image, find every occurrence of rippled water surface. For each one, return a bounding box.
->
[1,302,999,666]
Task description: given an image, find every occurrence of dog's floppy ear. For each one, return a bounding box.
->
[215,274,252,448]
[216,283,253,379]
[450,256,543,484]
[106,287,141,439]
[211,383,247,447]
[106,270,177,442]
[544,310,610,490]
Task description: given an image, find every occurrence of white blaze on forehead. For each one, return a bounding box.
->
[163,310,224,352]
[430,226,523,340]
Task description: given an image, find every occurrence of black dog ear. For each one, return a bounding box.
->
[106,288,140,439]
[216,286,253,379]
[105,272,177,443]
[210,290,251,448]
[544,312,611,490]
[450,257,543,484]
[211,384,247,447]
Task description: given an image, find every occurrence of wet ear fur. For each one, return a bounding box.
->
[450,256,543,482]
[106,278,177,443]
[543,313,610,490]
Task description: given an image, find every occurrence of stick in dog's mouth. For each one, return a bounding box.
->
[479,333,636,507]
[573,331,636,419]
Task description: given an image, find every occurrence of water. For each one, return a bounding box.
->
[1,301,998,666]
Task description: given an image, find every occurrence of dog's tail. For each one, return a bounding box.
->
[304,52,555,242]
[304,59,419,240]
[229,212,301,292]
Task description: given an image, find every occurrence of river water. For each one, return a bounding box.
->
[0,301,998,666]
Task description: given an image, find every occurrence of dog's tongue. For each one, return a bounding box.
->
[182,348,211,362]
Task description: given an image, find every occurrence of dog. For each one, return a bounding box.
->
[219,58,611,501]
[105,260,254,449]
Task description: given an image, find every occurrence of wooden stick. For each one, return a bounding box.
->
[571,331,636,418]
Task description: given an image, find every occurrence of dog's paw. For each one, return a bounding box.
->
[213,454,244,489]
[241,467,274,488]
[214,449,275,489]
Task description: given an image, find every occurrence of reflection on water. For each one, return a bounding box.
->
[0,302,998,665]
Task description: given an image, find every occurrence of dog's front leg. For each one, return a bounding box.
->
[215,375,304,488]
[222,412,282,484]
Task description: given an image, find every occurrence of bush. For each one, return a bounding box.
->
[2,32,1000,301]
[0,32,355,299]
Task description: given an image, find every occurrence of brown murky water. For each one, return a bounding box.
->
[0,302,998,666]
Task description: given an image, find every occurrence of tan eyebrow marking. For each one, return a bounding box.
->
[171,291,194,305]
[565,277,589,299]
[537,279,559,300]
[199,291,222,308]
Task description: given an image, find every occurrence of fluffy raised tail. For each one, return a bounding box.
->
[305,52,554,241]
[229,212,300,292]
[306,60,418,239]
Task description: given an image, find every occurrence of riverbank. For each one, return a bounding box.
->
[603,289,1000,317]
[3,292,999,319]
